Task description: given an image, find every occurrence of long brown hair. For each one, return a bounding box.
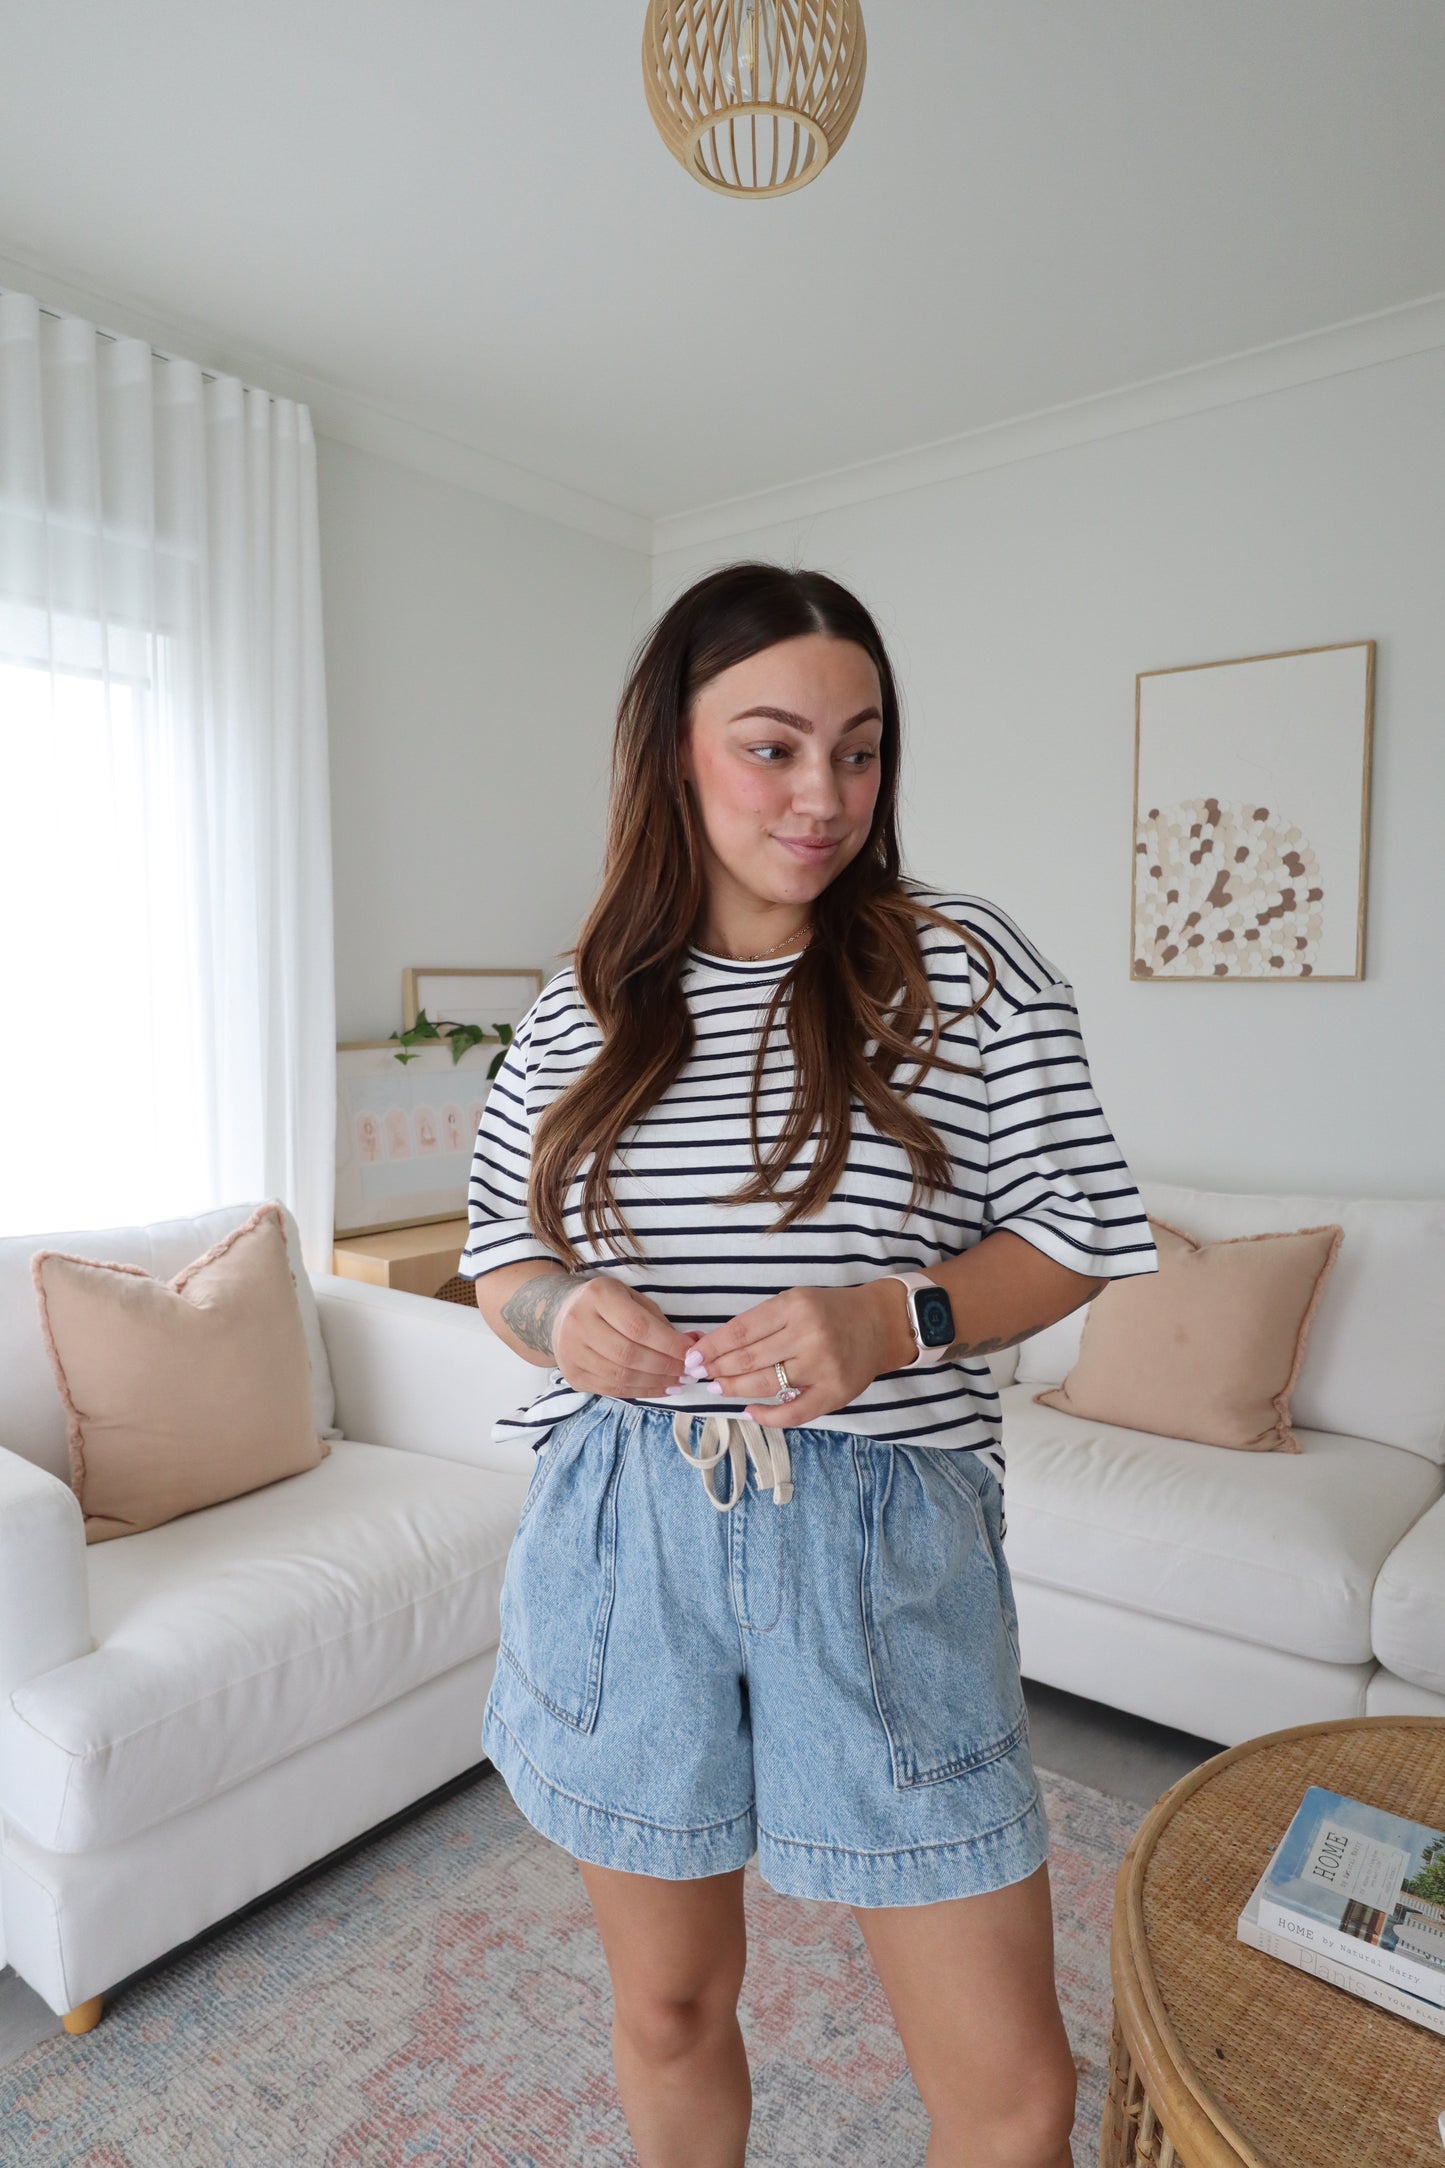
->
[529,562,998,1265]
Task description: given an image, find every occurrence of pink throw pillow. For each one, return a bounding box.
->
[32,1201,328,1543]
[1032,1216,1344,1452]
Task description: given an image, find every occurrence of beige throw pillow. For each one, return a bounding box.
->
[32,1201,329,1543]
[1032,1216,1344,1452]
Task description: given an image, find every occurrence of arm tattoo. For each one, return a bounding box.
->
[949,1325,1050,1359]
[501,1270,601,1359]
[948,1281,1109,1360]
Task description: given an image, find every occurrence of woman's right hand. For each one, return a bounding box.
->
[515,1271,698,1399]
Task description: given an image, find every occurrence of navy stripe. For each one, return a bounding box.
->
[461,883,1159,1478]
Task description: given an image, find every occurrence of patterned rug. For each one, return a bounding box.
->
[1,1765,1144,2166]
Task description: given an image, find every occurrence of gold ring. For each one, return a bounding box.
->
[775,1360,801,1402]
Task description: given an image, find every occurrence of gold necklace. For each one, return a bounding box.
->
[701,923,812,962]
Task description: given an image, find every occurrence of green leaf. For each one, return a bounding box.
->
[444,1022,487,1064]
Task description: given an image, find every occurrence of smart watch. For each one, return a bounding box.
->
[881,1271,957,1367]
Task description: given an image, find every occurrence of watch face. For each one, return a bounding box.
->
[915,1286,955,1348]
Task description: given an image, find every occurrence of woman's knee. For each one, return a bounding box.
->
[614,1981,743,2069]
[937,2053,1076,2166]
[580,1859,748,2066]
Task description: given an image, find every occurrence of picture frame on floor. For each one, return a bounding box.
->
[335,1038,501,1240]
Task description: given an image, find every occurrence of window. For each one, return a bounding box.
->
[0,608,210,1234]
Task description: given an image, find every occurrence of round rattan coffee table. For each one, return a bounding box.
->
[1102,1715,1445,2167]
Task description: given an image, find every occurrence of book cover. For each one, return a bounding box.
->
[1255,1786,1445,2011]
[1238,1833,1445,2037]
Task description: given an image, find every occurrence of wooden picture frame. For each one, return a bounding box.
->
[334,1040,505,1240]
[1131,640,1374,982]
[334,967,544,1240]
[402,965,544,1033]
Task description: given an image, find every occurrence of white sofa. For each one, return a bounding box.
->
[4,1182,1442,2033]
[997,1181,1445,1747]
[0,1200,540,2031]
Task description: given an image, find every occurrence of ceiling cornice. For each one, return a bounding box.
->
[0,242,652,555]
[651,290,1445,557]
[6,243,1441,567]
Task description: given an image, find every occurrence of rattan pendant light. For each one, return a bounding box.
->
[643,0,867,199]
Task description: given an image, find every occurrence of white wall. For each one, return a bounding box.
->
[317,436,651,1042]
[318,343,1444,1199]
[653,346,1445,1200]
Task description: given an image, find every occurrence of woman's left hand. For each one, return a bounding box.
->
[688,1282,914,1428]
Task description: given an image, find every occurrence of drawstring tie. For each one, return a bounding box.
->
[672,1411,793,1511]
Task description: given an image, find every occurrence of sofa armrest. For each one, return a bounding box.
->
[0,1448,93,1696]
[310,1273,541,1478]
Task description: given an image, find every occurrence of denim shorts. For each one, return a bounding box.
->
[480,1395,1049,1908]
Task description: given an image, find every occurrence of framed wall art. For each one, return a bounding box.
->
[402,965,544,1034]
[335,1039,500,1240]
[1131,640,1374,981]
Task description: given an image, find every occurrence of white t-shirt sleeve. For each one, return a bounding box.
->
[458,1008,564,1282]
[979,976,1158,1281]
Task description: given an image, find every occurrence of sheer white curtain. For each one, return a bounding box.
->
[0,287,336,1266]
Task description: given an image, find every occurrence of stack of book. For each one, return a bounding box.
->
[1237,1784,1445,2035]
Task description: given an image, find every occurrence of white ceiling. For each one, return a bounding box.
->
[1,1,1443,525]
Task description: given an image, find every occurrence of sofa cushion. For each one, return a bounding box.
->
[1000,1384,1441,1666]
[0,1441,529,1852]
[1372,1493,1445,1697]
[33,1203,327,1543]
[1033,1217,1342,1453]
[1016,1182,1445,1463]
[0,1200,339,1484]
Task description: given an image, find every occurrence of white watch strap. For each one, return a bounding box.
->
[881,1271,953,1367]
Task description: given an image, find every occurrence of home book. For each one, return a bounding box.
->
[1238,1829,1445,2036]
[1247,1786,1445,2016]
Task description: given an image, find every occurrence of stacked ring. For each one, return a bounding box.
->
[774,1360,802,1403]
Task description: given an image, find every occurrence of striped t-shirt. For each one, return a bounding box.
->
[460,881,1158,1499]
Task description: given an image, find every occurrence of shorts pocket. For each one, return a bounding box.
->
[858,1443,1028,1790]
[511,1403,584,1535]
[976,1468,1023,1673]
[498,1399,626,1734]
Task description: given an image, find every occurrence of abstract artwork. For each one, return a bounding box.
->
[335,1040,501,1239]
[1131,641,1374,980]
[334,968,546,1238]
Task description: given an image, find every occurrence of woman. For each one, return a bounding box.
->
[462,563,1158,2168]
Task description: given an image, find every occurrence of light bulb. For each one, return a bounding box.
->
[718,0,777,102]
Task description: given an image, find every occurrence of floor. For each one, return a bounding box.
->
[1021,1677,1222,1809]
[0,1680,1223,2072]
